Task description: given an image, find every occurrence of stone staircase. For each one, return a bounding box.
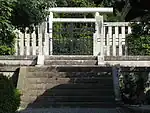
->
[44,55,98,65]
[20,108,127,113]
[18,56,116,109]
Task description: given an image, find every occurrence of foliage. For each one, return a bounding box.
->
[120,72,147,104]
[121,21,150,104]
[0,45,15,55]
[56,0,95,7]
[11,0,56,32]
[53,0,96,55]
[126,22,150,55]
[0,74,21,113]
[0,28,16,55]
[0,0,16,55]
[0,0,55,55]
[145,88,150,104]
[0,0,15,27]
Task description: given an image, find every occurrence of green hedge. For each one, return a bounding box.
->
[0,74,21,113]
[0,46,15,55]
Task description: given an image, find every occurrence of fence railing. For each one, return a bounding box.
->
[15,22,49,56]
[14,7,131,56]
[103,22,131,56]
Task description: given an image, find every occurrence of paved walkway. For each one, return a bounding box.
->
[19,108,128,113]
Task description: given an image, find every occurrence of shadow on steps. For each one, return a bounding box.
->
[21,72,116,108]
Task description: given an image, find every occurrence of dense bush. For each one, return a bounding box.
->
[120,72,147,105]
[0,74,21,113]
[145,89,150,104]
[0,0,16,55]
[0,45,15,55]
[126,22,150,55]
[11,0,56,32]
[120,22,150,105]
[0,29,16,55]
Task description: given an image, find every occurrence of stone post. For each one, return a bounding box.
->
[112,66,121,103]
[49,12,53,55]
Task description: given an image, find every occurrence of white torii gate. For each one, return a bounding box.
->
[47,7,113,56]
[15,7,131,56]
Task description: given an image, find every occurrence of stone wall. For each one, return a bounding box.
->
[0,56,37,86]
[17,66,115,109]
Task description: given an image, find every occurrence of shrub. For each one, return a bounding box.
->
[126,22,150,55]
[145,89,150,104]
[0,45,15,55]
[0,0,16,55]
[0,74,21,113]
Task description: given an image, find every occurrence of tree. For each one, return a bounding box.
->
[11,0,56,32]
[0,0,16,55]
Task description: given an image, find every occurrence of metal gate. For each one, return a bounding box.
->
[48,7,113,55]
[53,22,95,55]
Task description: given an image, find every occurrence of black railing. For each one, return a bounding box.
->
[52,22,95,55]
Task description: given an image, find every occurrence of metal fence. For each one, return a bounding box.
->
[52,22,95,55]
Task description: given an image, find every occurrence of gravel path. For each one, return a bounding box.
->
[19,108,128,113]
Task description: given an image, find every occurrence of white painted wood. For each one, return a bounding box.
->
[114,27,119,56]
[44,21,49,55]
[32,32,36,55]
[19,32,24,55]
[104,22,129,26]
[53,19,130,26]
[113,34,116,56]
[36,55,45,66]
[100,16,104,57]
[103,26,106,55]
[98,56,105,65]
[14,31,19,56]
[15,38,18,55]
[120,26,125,56]
[26,33,30,55]
[119,34,122,56]
[107,26,112,55]
[128,26,132,34]
[93,33,97,56]
[44,33,49,55]
[43,21,48,55]
[49,7,113,13]
[94,12,100,56]
[53,18,95,23]
[95,12,103,56]
[106,34,110,56]
[38,33,43,55]
[49,12,53,55]
[24,32,27,55]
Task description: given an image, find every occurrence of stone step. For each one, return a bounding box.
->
[21,102,116,108]
[19,108,124,113]
[23,89,114,97]
[45,55,97,60]
[0,56,36,66]
[0,61,35,66]
[18,66,115,110]
[26,66,112,72]
[44,60,97,65]
[21,83,113,90]
[0,55,36,60]
[0,66,20,72]
[26,77,113,84]
[26,72,112,78]
[21,95,115,103]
